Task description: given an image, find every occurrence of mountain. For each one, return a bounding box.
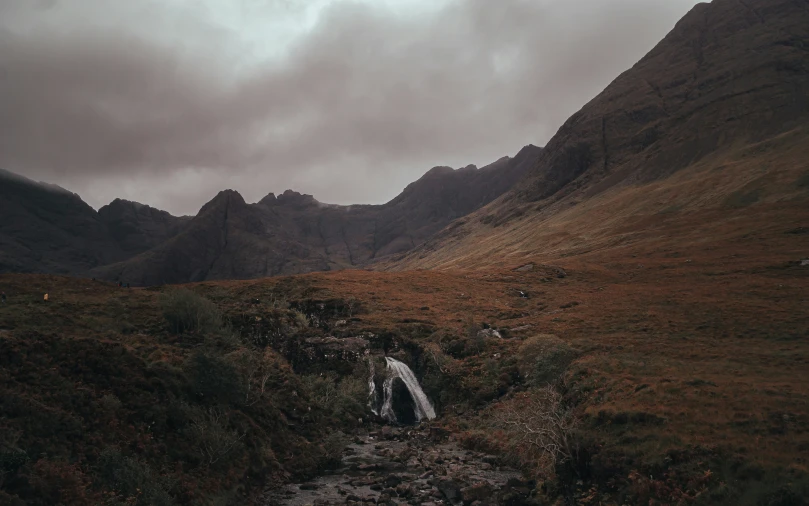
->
[390,0,809,270]
[97,199,191,256]
[0,170,193,275]
[0,169,123,274]
[89,147,540,284]
[1,146,539,283]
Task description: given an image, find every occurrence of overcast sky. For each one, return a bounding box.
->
[0,0,702,216]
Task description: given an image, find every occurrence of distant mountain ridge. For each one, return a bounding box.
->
[0,145,541,283]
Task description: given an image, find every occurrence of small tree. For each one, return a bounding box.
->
[160,289,222,334]
[188,407,245,466]
[495,386,579,476]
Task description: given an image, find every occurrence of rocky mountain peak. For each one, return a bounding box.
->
[276,189,318,207]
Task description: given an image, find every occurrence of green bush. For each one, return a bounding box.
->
[98,393,122,414]
[0,448,28,485]
[301,372,367,424]
[290,309,309,329]
[518,334,576,386]
[96,448,174,506]
[160,289,222,334]
[186,407,245,467]
[185,351,245,405]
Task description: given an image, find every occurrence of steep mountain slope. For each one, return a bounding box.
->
[97,199,190,256]
[89,147,540,285]
[0,170,191,275]
[0,169,123,274]
[390,0,809,270]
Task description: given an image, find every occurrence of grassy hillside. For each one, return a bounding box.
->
[0,275,367,505]
[3,248,806,504]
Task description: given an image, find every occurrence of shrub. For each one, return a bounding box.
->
[0,449,28,489]
[301,372,367,424]
[227,348,288,406]
[495,386,580,478]
[290,309,309,329]
[186,407,245,467]
[0,429,28,489]
[518,334,576,386]
[160,289,222,334]
[96,448,174,506]
[185,351,245,405]
[30,459,99,506]
[98,393,122,414]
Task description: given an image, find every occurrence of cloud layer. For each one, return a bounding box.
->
[0,0,701,215]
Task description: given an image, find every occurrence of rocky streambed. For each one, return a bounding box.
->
[264,426,536,506]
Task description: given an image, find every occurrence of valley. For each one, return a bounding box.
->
[1,0,808,504]
[1,241,806,504]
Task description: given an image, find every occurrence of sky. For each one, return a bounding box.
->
[0,0,703,216]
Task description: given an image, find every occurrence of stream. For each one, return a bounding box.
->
[265,357,535,505]
[264,425,535,505]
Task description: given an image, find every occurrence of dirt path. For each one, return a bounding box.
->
[265,426,535,505]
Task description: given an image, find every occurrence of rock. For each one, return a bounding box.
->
[384,475,403,488]
[461,482,494,504]
[477,328,502,339]
[395,483,413,498]
[299,483,318,490]
[437,479,463,503]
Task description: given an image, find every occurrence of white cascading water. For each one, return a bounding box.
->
[367,358,379,415]
[378,357,436,423]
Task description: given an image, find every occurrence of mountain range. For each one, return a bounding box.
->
[2,0,808,284]
[0,144,541,284]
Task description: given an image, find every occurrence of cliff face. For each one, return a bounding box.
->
[512,0,809,205]
[391,0,809,270]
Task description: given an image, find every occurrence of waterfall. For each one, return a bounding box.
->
[379,357,436,423]
[367,358,379,415]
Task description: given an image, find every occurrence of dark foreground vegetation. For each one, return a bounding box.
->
[1,265,808,505]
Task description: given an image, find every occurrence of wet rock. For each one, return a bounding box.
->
[390,378,418,425]
[437,479,463,503]
[461,482,493,504]
[429,426,451,441]
[395,483,413,498]
[384,475,402,488]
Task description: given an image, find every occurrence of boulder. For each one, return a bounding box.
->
[438,479,464,503]
[461,482,494,504]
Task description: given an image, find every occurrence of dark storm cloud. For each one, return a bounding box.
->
[0,0,700,215]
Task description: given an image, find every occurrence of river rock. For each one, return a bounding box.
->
[384,475,402,488]
[461,482,494,503]
[438,479,463,503]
